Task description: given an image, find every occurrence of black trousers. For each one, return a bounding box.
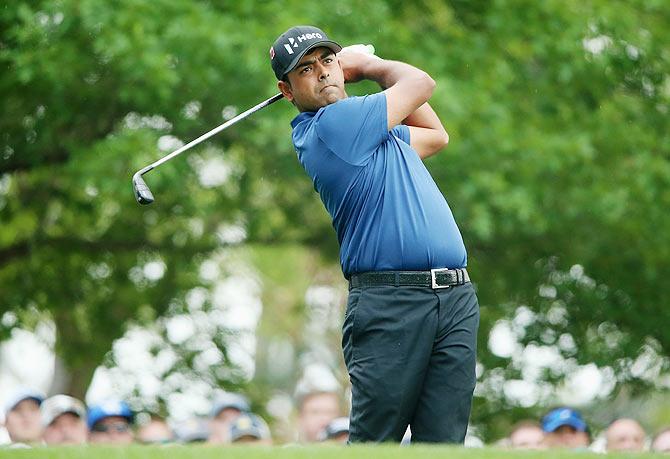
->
[342,282,479,443]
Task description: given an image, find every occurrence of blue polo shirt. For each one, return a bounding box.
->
[291,92,466,277]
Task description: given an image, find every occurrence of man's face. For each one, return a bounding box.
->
[88,415,133,445]
[606,419,645,452]
[208,407,241,444]
[543,425,589,449]
[279,47,346,112]
[137,419,172,444]
[298,393,340,443]
[5,399,42,443]
[43,412,87,445]
[510,425,545,449]
[653,431,670,452]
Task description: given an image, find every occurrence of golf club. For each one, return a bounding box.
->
[132,92,284,205]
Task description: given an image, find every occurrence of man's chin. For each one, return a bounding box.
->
[323,91,345,105]
[299,92,346,111]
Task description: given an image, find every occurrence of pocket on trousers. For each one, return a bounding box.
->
[342,288,362,370]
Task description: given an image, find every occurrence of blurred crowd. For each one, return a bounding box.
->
[2,386,670,452]
[500,407,670,453]
[0,386,347,448]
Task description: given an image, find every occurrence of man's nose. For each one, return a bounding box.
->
[317,64,329,80]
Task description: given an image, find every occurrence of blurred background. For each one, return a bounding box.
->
[1,0,669,445]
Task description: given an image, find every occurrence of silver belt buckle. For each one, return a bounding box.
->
[430,268,451,289]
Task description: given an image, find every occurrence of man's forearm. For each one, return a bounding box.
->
[358,59,441,129]
[338,52,435,131]
[361,59,433,91]
[403,103,444,130]
[363,60,447,143]
[404,102,450,159]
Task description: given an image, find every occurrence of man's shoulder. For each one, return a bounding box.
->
[293,92,389,166]
[314,93,386,136]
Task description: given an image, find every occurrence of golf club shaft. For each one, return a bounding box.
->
[148,92,284,170]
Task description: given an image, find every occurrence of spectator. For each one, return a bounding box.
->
[208,392,250,444]
[229,413,272,445]
[137,415,173,444]
[87,400,134,445]
[508,420,545,449]
[172,418,209,443]
[319,417,349,443]
[541,407,590,449]
[0,421,8,446]
[3,388,44,445]
[652,427,670,453]
[296,391,341,443]
[40,395,87,445]
[605,418,646,452]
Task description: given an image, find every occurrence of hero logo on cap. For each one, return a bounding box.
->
[283,33,324,55]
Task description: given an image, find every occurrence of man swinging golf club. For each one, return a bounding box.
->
[270,26,480,443]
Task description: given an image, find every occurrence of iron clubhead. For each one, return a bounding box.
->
[132,172,155,205]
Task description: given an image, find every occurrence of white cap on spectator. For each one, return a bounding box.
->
[210,392,250,418]
[3,387,45,417]
[41,395,86,427]
[294,363,340,408]
[318,416,349,441]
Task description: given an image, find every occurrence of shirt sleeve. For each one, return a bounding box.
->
[391,124,410,145]
[314,93,388,166]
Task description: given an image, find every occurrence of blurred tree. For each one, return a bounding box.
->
[0,0,307,397]
[1,0,669,441]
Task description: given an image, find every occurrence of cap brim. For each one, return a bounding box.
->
[44,409,83,427]
[88,412,133,430]
[211,405,242,418]
[282,41,342,78]
[544,418,587,433]
[7,396,43,415]
[232,430,262,441]
[327,429,349,438]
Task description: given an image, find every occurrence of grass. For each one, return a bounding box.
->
[0,445,667,459]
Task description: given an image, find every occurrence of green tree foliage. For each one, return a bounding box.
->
[1,0,669,438]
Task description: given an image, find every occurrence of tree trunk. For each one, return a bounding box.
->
[52,311,108,401]
[48,354,69,396]
[63,363,98,401]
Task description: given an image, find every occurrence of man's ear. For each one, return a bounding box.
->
[278,80,294,102]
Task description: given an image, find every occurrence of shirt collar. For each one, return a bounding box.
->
[291,111,316,128]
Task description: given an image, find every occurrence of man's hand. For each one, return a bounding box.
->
[337,44,381,84]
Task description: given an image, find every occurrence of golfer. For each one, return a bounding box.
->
[270,26,479,443]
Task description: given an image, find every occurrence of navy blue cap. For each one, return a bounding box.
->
[542,407,588,433]
[87,400,133,430]
[269,26,342,80]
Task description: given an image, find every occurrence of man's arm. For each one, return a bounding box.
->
[404,104,450,159]
[338,50,449,158]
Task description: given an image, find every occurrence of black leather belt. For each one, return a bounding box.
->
[349,268,470,289]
